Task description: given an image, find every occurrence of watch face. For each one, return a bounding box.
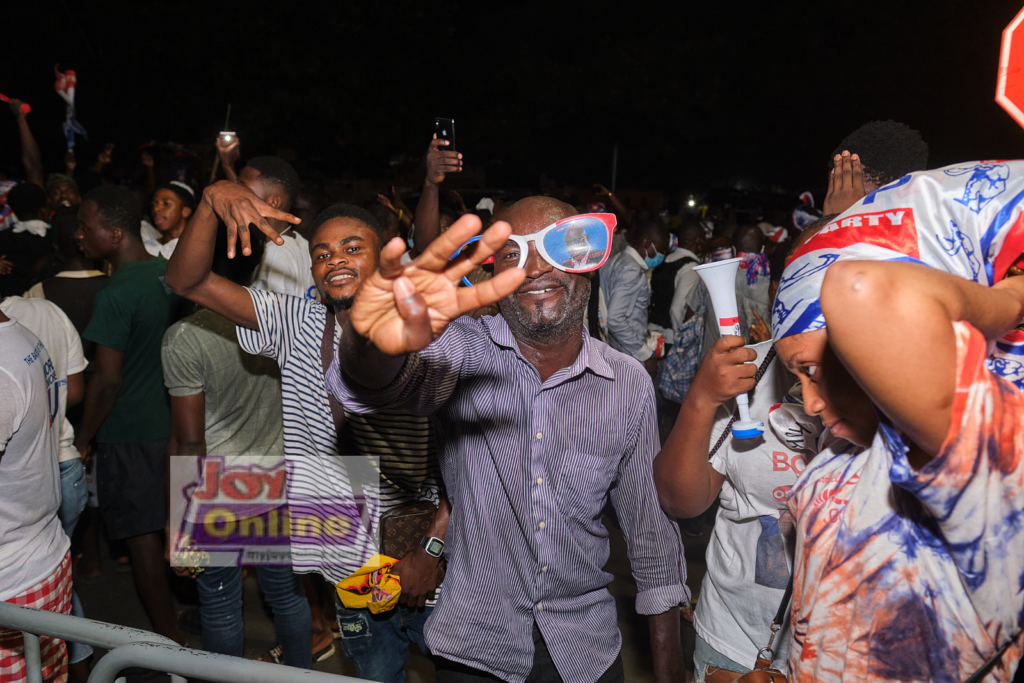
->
[426,539,444,556]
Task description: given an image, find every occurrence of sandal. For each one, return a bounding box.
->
[258,643,335,665]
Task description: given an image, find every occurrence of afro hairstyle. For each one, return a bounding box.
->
[831,120,929,187]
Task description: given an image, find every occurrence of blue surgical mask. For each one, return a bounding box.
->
[644,246,665,269]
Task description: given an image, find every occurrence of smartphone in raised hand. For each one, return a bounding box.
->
[434,117,456,151]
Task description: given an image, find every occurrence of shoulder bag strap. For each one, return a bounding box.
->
[320,309,372,535]
[965,639,1014,683]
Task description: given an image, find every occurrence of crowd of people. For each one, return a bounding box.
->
[1,89,1023,683]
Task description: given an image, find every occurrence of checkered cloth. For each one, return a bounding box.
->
[658,291,706,404]
[1,552,72,683]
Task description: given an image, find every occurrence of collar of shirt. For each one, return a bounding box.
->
[54,270,105,278]
[481,314,616,383]
[665,247,699,263]
[623,244,648,270]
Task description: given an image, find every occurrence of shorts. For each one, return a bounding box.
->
[96,439,168,540]
[0,552,72,683]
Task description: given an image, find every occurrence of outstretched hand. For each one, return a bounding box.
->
[823,150,867,215]
[349,214,525,356]
[201,180,301,258]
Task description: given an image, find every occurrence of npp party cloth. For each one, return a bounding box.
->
[773,161,1024,386]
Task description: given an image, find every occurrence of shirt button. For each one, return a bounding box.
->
[536,477,543,485]
[541,566,548,573]
[537,602,543,611]
[536,432,543,439]
[538,521,546,529]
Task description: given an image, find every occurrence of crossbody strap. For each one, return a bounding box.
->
[320,310,372,535]
[965,639,1014,683]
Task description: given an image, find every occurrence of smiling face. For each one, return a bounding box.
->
[151,188,191,233]
[47,180,81,210]
[775,329,878,447]
[493,197,590,342]
[74,201,116,260]
[309,217,380,309]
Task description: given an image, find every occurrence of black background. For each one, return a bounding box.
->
[5,0,1024,195]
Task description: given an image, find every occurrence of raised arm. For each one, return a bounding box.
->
[215,135,240,183]
[821,261,1024,458]
[165,181,298,330]
[338,214,523,389]
[654,335,755,518]
[413,136,461,254]
[9,99,43,189]
[594,184,632,230]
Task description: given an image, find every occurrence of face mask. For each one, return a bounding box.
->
[644,245,665,269]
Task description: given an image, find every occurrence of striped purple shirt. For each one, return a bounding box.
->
[327,314,688,683]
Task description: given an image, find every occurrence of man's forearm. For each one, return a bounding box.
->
[18,118,43,189]
[648,608,684,683]
[654,395,719,519]
[338,317,408,390]
[221,157,238,183]
[413,181,441,254]
[166,201,219,295]
[74,376,120,449]
[428,492,451,540]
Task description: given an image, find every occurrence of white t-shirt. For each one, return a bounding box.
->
[694,341,820,669]
[0,297,87,463]
[0,318,69,600]
[252,230,318,301]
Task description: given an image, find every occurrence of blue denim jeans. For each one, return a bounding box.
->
[335,596,432,683]
[58,458,88,538]
[196,565,312,668]
[57,458,93,665]
[693,634,751,683]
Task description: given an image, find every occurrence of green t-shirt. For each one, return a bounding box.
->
[83,258,180,443]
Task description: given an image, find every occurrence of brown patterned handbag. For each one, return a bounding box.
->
[380,501,447,586]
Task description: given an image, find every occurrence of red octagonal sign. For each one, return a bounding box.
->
[997,6,1024,128]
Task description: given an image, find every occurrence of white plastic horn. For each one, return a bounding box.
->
[694,257,765,440]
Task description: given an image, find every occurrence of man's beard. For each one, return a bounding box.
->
[498,278,590,342]
[323,294,354,311]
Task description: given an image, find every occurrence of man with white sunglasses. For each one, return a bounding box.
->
[326,197,687,683]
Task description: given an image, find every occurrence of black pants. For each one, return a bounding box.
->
[434,623,625,683]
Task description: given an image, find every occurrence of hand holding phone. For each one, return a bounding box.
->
[434,118,456,152]
[426,132,463,185]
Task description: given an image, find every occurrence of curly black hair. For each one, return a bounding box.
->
[308,203,384,249]
[831,120,929,187]
[245,156,301,208]
[83,185,143,239]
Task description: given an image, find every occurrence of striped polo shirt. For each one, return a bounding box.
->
[238,288,439,584]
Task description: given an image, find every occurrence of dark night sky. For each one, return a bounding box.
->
[5,0,1024,196]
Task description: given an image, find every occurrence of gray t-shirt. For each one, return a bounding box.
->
[161,309,284,461]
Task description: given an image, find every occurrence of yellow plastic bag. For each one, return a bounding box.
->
[335,553,402,614]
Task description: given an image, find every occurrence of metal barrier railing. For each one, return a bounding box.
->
[0,601,372,683]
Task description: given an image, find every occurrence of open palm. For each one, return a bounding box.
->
[351,214,525,356]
